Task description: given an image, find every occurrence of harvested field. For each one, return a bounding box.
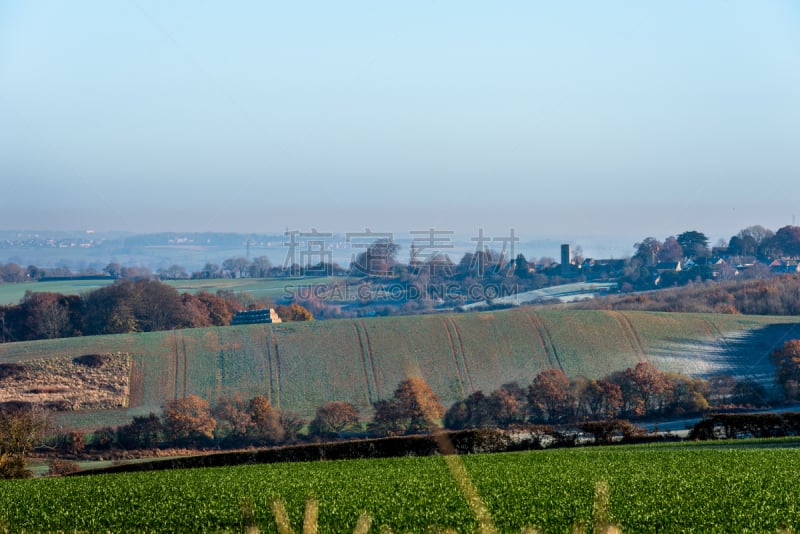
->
[0,353,130,411]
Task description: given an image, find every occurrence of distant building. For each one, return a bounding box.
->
[560,244,573,275]
[230,308,282,325]
[561,244,571,267]
[770,260,800,274]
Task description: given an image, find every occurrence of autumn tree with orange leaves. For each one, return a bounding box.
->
[579,379,624,420]
[162,395,216,446]
[370,377,444,436]
[623,362,671,416]
[248,395,285,445]
[528,369,572,423]
[771,340,800,401]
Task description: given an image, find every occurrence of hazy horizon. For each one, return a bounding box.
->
[2,2,798,243]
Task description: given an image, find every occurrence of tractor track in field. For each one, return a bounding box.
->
[352,321,376,405]
[264,326,274,405]
[129,358,144,408]
[172,331,180,400]
[440,317,466,397]
[611,311,649,363]
[448,317,475,393]
[705,319,731,351]
[522,311,555,371]
[358,320,381,399]
[217,348,226,398]
[264,327,281,409]
[527,311,564,372]
[181,335,188,398]
[272,331,282,409]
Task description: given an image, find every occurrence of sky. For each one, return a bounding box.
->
[1,1,799,254]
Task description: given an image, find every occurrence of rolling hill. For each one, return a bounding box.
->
[0,308,797,431]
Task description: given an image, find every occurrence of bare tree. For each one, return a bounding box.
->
[309,401,360,437]
[0,407,49,478]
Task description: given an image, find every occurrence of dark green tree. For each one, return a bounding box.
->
[677,231,710,259]
[773,226,800,258]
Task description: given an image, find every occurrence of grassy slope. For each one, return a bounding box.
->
[0,309,797,431]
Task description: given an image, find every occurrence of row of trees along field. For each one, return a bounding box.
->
[7,338,800,478]
[81,354,791,451]
[578,275,800,316]
[0,280,313,342]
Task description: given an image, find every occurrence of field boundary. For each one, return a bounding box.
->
[129,357,144,408]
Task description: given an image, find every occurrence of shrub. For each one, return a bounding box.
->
[26,386,69,394]
[91,427,117,450]
[0,401,33,412]
[44,400,72,411]
[0,453,32,479]
[162,396,216,447]
[73,354,110,367]
[117,413,164,449]
[689,413,800,440]
[449,428,512,454]
[579,419,645,445]
[55,431,85,455]
[0,363,25,381]
[48,459,81,476]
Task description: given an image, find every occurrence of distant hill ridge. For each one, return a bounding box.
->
[0,308,797,431]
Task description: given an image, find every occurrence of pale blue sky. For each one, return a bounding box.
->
[1,1,799,248]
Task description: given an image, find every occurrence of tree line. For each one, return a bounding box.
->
[0,280,313,342]
[444,362,768,430]
[3,347,794,478]
[578,275,800,316]
[0,281,240,341]
[92,360,772,451]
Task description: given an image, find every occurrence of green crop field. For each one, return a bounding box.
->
[0,280,115,304]
[0,277,336,305]
[166,276,338,303]
[3,441,800,532]
[0,309,797,431]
